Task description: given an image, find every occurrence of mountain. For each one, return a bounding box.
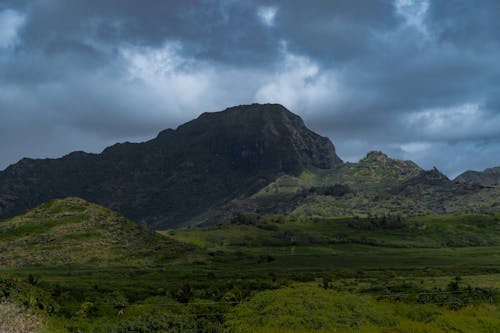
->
[191,152,500,225]
[188,152,423,224]
[0,197,192,267]
[455,166,500,186]
[308,151,423,191]
[0,104,342,229]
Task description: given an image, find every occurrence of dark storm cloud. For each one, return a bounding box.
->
[427,0,500,48]
[272,0,400,63]
[17,0,280,66]
[1,0,500,177]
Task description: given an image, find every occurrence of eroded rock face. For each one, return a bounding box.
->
[0,103,342,229]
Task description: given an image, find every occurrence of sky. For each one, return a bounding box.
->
[1,0,500,177]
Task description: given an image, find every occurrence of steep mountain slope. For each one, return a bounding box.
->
[0,104,342,229]
[0,197,192,267]
[455,166,500,186]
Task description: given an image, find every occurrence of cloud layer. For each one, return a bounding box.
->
[1,0,500,177]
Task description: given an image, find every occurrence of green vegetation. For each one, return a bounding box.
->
[225,285,500,333]
[306,151,422,191]
[1,199,499,332]
[221,151,500,222]
[0,197,193,267]
[254,151,422,197]
[172,213,500,251]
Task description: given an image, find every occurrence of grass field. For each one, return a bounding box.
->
[1,202,499,332]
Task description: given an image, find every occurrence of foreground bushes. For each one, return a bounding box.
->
[224,285,500,333]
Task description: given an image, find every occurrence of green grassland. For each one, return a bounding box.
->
[1,199,499,332]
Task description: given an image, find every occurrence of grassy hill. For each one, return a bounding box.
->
[0,197,193,268]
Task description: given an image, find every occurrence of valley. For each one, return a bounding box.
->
[1,201,499,332]
[0,104,499,332]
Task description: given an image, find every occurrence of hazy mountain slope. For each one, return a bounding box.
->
[0,104,342,229]
[455,166,500,186]
[0,197,192,267]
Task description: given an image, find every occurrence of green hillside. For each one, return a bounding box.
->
[254,151,421,197]
[194,152,500,225]
[0,197,193,267]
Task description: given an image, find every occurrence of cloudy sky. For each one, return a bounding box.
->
[1,0,499,177]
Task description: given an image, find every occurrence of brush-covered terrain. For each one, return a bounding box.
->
[194,151,500,225]
[0,197,193,267]
[1,200,499,332]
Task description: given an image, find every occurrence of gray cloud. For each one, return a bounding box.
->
[1,0,500,177]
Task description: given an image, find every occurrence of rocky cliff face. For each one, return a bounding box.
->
[0,103,342,228]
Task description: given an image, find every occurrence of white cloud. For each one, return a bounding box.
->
[394,0,429,36]
[400,141,432,155]
[0,9,25,48]
[406,103,500,141]
[394,140,500,178]
[257,6,278,26]
[120,42,340,123]
[254,51,338,115]
[120,43,265,121]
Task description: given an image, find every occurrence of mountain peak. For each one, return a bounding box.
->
[362,151,390,162]
[201,103,295,118]
[162,103,343,171]
[359,151,421,171]
[178,103,304,133]
[426,167,449,180]
[0,103,342,229]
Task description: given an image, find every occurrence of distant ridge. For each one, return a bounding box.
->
[0,103,342,229]
[190,153,500,225]
[455,166,500,186]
